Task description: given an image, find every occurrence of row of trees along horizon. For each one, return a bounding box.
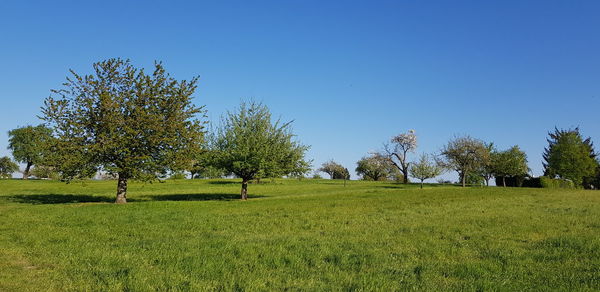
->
[0,59,598,203]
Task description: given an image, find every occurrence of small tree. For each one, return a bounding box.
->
[7,125,53,179]
[543,127,597,187]
[0,156,19,179]
[385,130,417,184]
[410,153,443,188]
[211,101,310,200]
[491,146,529,187]
[355,153,395,181]
[441,135,490,187]
[319,160,347,179]
[41,58,205,203]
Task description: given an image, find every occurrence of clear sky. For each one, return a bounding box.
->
[1,1,599,181]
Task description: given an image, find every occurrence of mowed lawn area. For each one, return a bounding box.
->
[0,179,598,291]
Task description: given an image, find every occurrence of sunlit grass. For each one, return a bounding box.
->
[0,179,598,291]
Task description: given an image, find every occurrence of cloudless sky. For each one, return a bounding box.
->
[1,0,599,181]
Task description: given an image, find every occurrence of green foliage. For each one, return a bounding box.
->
[355,153,396,181]
[491,146,529,186]
[0,156,19,178]
[319,160,348,179]
[210,101,310,193]
[540,176,575,189]
[7,125,53,178]
[40,58,205,201]
[0,179,599,290]
[169,172,187,180]
[409,153,443,187]
[30,165,60,180]
[543,128,597,187]
[190,148,227,179]
[441,136,491,187]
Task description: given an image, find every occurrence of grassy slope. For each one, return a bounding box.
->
[0,179,598,291]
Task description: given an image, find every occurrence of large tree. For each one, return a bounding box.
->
[355,153,396,181]
[41,58,205,203]
[543,127,597,187]
[0,156,19,179]
[211,101,310,200]
[410,153,443,188]
[7,125,53,179]
[384,130,417,184]
[441,135,490,187]
[491,145,529,187]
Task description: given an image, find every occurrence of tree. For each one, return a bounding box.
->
[0,156,19,179]
[385,130,417,184]
[410,153,443,188]
[211,101,310,200]
[441,135,490,187]
[7,125,53,179]
[355,153,395,181]
[41,58,205,203]
[30,165,60,180]
[319,160,347,179]
[480,142,496,186]
[543,127,597,187]
[491,146,529,187]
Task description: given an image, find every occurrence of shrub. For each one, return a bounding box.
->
[522,177,542,188]
[169,172,187,180]
[540,176,575,189]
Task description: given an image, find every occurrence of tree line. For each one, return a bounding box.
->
[320,128,599,190]
[1,58,599,203]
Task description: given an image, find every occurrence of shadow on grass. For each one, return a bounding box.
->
[379,183,462,189]
[9,194,116,204]
[206,180,241,185]
[147,193,265,201]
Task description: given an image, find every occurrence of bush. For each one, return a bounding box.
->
[522,177,542,188]
[169,172,187,180]
[540,176,575,189]
[494,176,526,187]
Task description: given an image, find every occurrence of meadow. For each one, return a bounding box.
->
[0,179,598,291]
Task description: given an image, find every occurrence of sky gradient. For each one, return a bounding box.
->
[1,0,599,181]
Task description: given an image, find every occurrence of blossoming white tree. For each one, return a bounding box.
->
[384,130,417,184]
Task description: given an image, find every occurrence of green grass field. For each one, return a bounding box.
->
[0,179,598,291]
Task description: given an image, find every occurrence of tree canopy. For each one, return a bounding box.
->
[384,130,417,184]
[41,58,205,203]
[543,128,597,187]
[441,135,490,187]
[211,101,310,199]
[410,153,443,188]
[491,146,529,187]
[355,153,397,181]
[0,156,19,179]
[7,125,53,179]
[319,160,349,180]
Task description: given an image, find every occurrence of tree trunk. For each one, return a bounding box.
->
[420,180,424,189]
[23,161,32,180]
[402,168,409,184]
[461,172,466,187]
[503,177,506,187]
[241,179,248,200]
[115,174,128,204]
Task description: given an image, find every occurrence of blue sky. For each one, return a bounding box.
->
[1,1,599,181]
